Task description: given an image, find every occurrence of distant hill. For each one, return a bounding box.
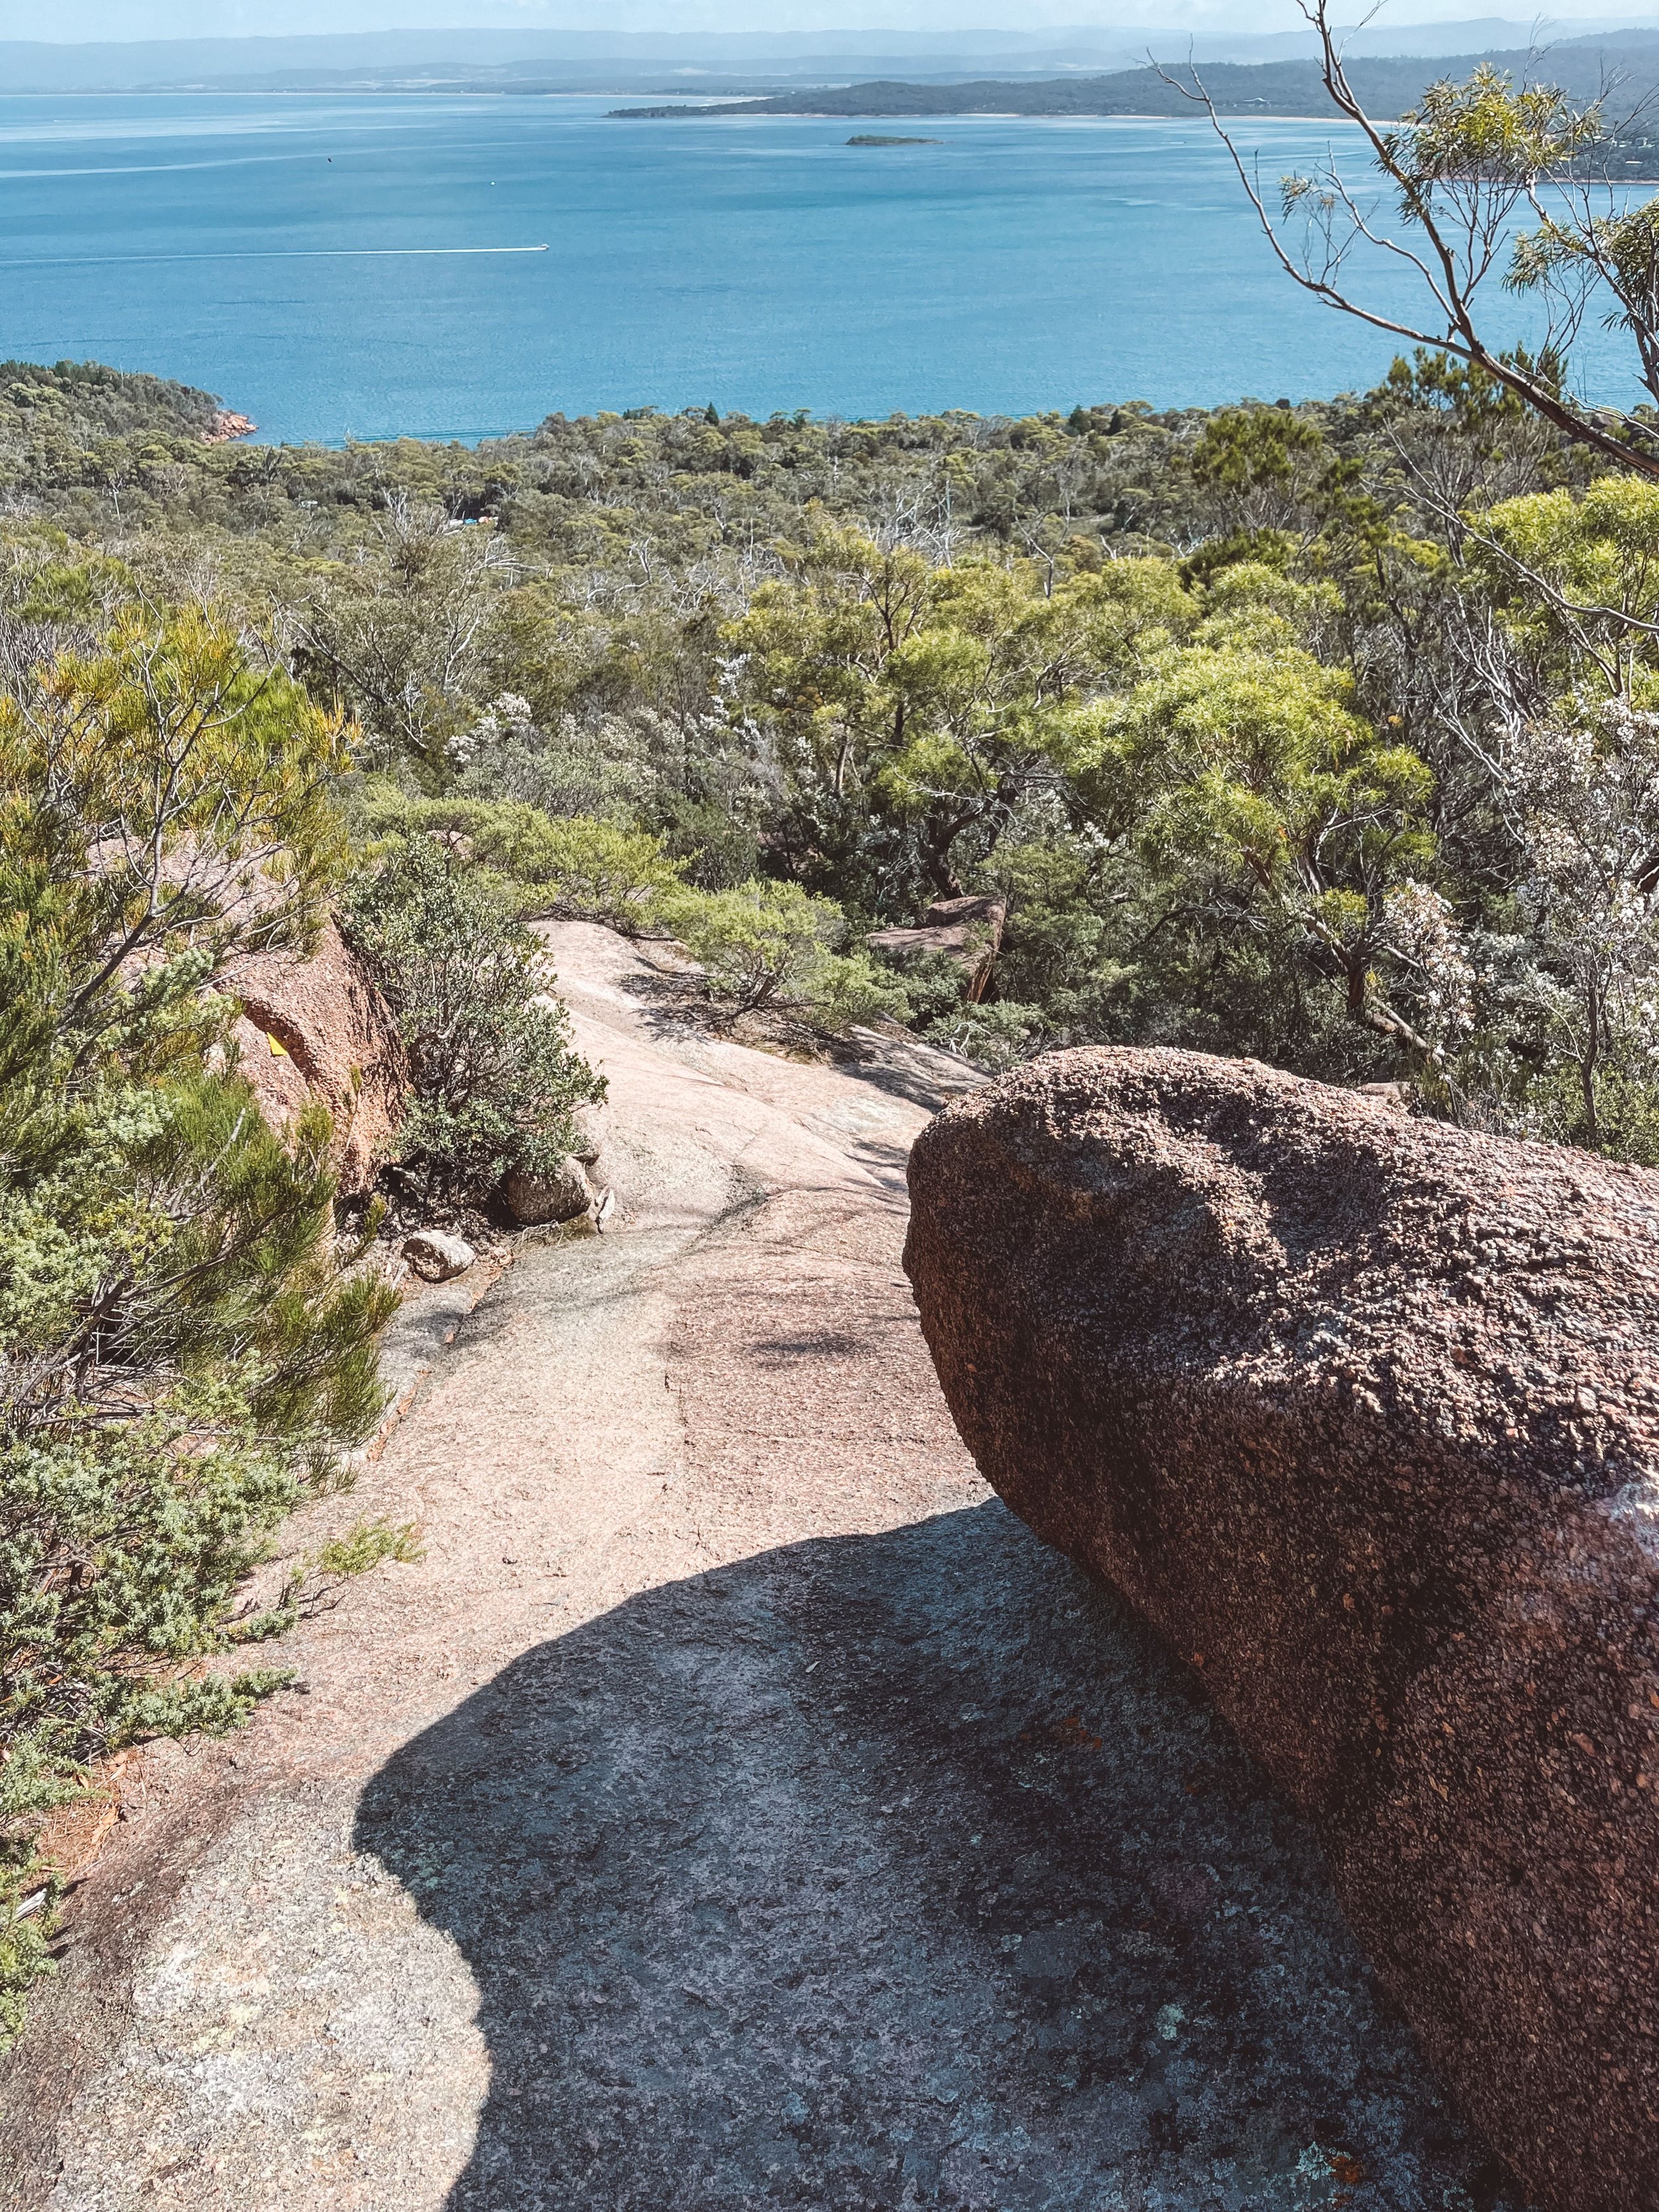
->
[0,29,1220,94]
[609,40,1659,123]
[12,22,1659,96]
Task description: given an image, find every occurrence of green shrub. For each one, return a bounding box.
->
[502,812,685,927]
[922,999,1046,1073]
[652,790,762,891]
[1,1083,392,1791]
[0,609,394,2046]
[804,948,914,1030]
[662,879,911,1029]
[342,834,605,1207]
[865,944,979,1029]
[346,789,684,930]
[357,797,907,1037]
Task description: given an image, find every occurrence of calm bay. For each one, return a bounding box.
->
[0,91,1630,441]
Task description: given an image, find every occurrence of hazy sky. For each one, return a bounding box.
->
[4,0,1650,36]
[0,2,1250,31]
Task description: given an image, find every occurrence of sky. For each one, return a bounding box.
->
[12,1,1659,38]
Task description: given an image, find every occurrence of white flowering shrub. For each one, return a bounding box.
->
[1378,880,1479,1056]
[1496,701,1659,1142]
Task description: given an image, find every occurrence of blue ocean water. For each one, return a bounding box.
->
[0,92,1632,442]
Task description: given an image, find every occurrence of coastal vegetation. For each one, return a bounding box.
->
[3,346,1659,1136]
[0,342,1650,1130]
[0,606,398,2029]
[609,35,1659,128]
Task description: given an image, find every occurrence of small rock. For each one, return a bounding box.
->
[569,1102,608,1166]
[402,1229,476,1282]
[503,1155,594,1228]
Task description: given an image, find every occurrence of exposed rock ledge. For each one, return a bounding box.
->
[904,1046,1659,2212]
[866,891,1005,1001]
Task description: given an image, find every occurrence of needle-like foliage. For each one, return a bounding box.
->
[0,605,393,2045]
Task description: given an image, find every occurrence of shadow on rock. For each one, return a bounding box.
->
[354,1503,1520,2212]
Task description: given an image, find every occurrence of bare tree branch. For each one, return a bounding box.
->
[1158,1,1659,479]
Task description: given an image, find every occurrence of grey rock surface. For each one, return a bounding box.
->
[568,1100,608,1165]
[362,1508,1514,2212]
[402,1229,476,1282]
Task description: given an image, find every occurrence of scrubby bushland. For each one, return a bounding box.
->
[348,788,903,1039]
[14,42,1659,2031]
[9,216,1659,1147]
[658,878,910,1027]
[340,832,606,1213]
[0,604,397,2039]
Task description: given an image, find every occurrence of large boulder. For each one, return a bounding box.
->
[904,1046,1659,2212]
[222,921,405,1197]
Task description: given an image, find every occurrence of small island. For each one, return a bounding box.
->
[846,135,941,146]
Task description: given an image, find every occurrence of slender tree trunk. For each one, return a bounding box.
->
[921,814,964,900]
[1581,980,1603,1148]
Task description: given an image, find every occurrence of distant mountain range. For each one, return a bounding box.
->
[10,19,1659,93]
[608,33,1659,120]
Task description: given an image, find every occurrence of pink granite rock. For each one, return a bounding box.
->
[224,920,405,1197]
[904,1045,1659,2212]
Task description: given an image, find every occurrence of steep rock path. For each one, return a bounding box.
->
[1,927,1516,2211]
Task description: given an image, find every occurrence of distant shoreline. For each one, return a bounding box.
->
[609,107,1384,125]
[0,88,1386,131]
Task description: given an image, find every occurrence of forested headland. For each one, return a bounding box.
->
[611,35,1659,127]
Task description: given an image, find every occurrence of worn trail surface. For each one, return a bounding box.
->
[2,928,1512,2212]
